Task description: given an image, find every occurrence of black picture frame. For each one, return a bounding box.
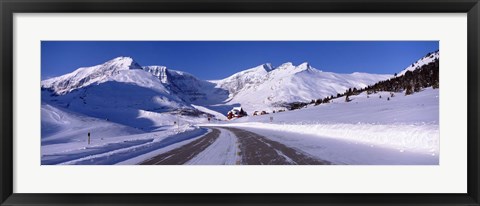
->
[1,0,479,205]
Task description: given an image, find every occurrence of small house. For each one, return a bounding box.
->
[227,107,248,119]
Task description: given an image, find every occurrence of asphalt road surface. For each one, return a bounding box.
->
[140,128,221,165]
[221,127,330,165]
[140,127,329,165]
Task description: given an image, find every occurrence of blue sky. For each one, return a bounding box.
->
[41,41,438,80]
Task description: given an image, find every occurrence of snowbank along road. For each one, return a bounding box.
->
[140,127,330,165]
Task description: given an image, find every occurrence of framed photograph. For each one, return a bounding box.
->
[1,0,479,205]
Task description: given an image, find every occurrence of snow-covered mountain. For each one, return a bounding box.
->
[398,51,439,76]
[41,52,440,165]
[41,57,199,131]
[142,66,228,104]
[212,62,391,111]
[210,63,274,96]
[42,51,436,124]
[41,57,160,95]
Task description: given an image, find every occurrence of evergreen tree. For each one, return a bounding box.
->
[405,84,413,95]
[414,82,422,92]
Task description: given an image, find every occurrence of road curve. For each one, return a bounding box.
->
[221,127,330,165]
[140,128,220,165]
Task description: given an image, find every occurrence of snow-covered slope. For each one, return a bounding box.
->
[142,65,169,84]
[42,51,436,131]
[232,87,439,125]
[41,57,151,94]
[41,102,208,165]
[210,63,274,96]
[41,103,143,145]
[143,66,228,104]
[398,51,439,76]
[212,62,391,112]
[210,87,439,164]
[41,57,208,131]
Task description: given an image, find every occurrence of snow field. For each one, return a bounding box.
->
[191,104,228,120]
[223,122,438,156]
[41,52,440,165]
[201,88,439,164]
[53,128,208,165]
[232,126,438,165]
[41,104,208,165]
[41,103,143,147]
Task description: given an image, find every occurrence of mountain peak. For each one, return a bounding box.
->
[41,56,144,94]
[398,50,439,76]
[243,63,274,74]
[262,63,274,72]
[298,62,311,70]
[112,56,133,61]
[278,62,294,69]
[105,56,142,70]
[276,62,316,72]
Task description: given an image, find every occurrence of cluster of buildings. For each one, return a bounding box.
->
[226,107,270,120]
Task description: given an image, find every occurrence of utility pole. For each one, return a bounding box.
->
[177,113,180,133]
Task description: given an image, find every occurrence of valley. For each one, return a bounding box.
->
[41,51,440,165]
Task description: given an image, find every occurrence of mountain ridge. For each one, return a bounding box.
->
[42,51,438,117]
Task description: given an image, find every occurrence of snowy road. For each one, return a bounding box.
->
[221,127,329,165]
[140,127,329,165]
[140,128,221,165]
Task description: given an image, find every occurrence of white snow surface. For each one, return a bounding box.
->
[42,57,395,118]
[202,88,439,164]
[212,62,392,112]
[143,65,229,105]
[42,118,207,165]
[41,57,150,94]
[233,127,437,165]
[41,103,143,145]
[57,128,208,165]
[191,104,227,120]
[41,103,211,165]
